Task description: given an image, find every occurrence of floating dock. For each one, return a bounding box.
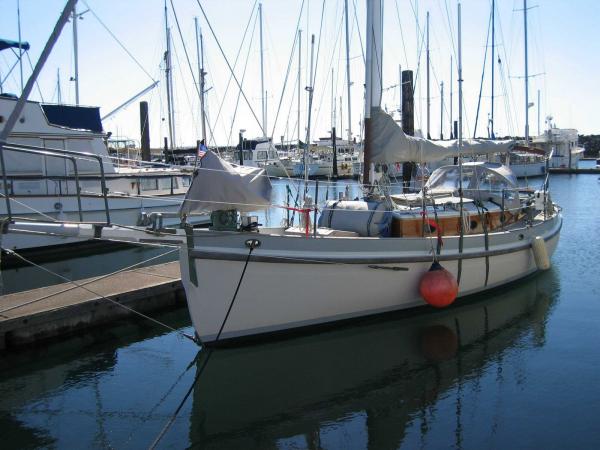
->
[0,261,184,350]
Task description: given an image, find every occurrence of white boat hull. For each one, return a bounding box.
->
[181,213,561,344]
[508,162,546,178]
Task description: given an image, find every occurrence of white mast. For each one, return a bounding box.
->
[304,34,315,183]
[440,81,444,139]
[195,17,207,144]
[297,29,302,150]
[57,68,62,104]
[17,0,24,93]
[164,3,175,149]
[344,0,353,142]
[450,55,453,138]
[426,11,431,139]
[259,2,266,138]
[398,64,402,118]
[490,0,495,138]
[524,0,530,146]
[538,89,542,136]
[72,4,80,105]
[458,3,463,155]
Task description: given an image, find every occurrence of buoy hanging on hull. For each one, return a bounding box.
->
[419,262,459,308]
[532,236,551,270]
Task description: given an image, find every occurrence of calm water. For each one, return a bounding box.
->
[1,166,599,449]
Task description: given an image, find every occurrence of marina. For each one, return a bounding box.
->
[1,171,599,448]
[1,0,599,449]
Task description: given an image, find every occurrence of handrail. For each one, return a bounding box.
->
[3,142,110,224]
[1,146,84,222]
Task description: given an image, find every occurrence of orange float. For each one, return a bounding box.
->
[419,262,459,308]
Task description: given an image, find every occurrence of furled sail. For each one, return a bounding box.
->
[369,108,514,163]
[180,150,272,215]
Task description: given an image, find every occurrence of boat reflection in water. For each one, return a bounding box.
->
[189,271,557,448]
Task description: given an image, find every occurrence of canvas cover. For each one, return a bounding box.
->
[179,150,272,215]
[370,108,514,163]
[318,200,392,237]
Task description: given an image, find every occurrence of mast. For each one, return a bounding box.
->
[538,89,542,136]
[398,64,402,118]
[490,0,495,138]
[457,1,465,283]
[297,29,302,151]
[304,34,315,184]
[363,0,383,185]
[195,17,207,144]
[17,0,24,93]
[164,3,175,149]
[72,4,80,105]
[344,0,353,142]
[426,11,431,139]
[450,56,453,138]
[259,2,266,137]
[524,0,529,146]
[458,3,463,159]
[56,68,62,104]
[440,81,444,140]
[332,68,338,178]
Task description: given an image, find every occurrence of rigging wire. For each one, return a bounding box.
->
[208,1,258,147]
[81,0,156,83]
[226,9,259,148]
[269,0,305,140]
[473,9,493,138]
[195,0,266,137]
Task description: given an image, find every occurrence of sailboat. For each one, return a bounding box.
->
[175,0,561,345]
[1,0,561,347]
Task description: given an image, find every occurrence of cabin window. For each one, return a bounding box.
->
[158,177,172,190]
[140,178,158,191]
[243,150,253,161]
[257,150,268,160]
[180,177,191,187]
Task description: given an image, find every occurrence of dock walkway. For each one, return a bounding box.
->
[0,261,184,350]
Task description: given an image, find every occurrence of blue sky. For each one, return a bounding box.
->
[1,0,598,147]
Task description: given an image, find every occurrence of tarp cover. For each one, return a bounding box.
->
[41,104,103,133]
[180,150,272,215]
[370,108,514,163]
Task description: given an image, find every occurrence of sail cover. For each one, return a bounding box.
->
[370,108,514,163]
[180,150,272,215]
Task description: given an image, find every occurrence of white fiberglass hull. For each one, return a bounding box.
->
[509,162,546,178]
[181,213,561,344]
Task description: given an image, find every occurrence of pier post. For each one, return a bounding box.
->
[140,101,151,161]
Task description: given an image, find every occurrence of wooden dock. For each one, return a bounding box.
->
[0,261,185,350]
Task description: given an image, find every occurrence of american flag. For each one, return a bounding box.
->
[197,140,208,158]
